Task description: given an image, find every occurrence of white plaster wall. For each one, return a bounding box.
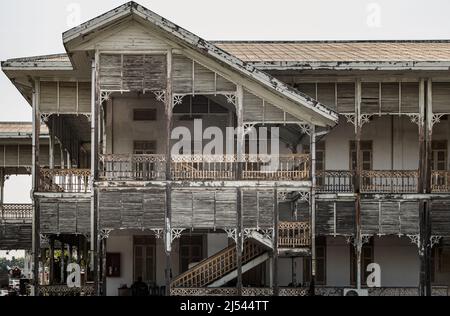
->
[106,235,133,296]
[207,233,229,257]
[278,258,305,286]
[374,236,420,287]
[324,116,420,170]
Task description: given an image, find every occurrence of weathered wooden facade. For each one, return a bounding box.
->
[1,2,450,296]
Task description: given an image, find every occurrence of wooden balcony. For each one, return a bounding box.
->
[100,154,310,181]
[317,169,450,194]
[99,154,167,181]
[432,171,450,193]
[316,170,355,193]
[39,169,91,193]
[0,204,32,222]
[278,221,311,248]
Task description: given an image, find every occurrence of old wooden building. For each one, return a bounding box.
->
[1,2,449,296]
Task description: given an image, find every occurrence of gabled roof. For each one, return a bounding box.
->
[61,1,338,127]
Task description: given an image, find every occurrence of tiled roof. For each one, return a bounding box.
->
[214,41,450,62]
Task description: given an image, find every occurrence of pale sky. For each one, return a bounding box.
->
[1,0,450,201]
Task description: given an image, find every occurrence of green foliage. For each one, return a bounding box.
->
[0,257,25,272]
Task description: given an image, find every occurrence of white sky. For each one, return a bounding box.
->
[0,0,449,249]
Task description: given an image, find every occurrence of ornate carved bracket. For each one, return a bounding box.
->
[297,123,312,136]
[407,234,420,248]
[100,91,112,105]
[173,95,185,107]
[430,235,442,248]
[40,113,52,123]
[225,94,237,106]
[406,114,421,126]
[170,228,185,243]
[153,90,166,103]
[431,114,445,128]
[99,229,113,240]
[225,228,237,243]
[151,229,164,239]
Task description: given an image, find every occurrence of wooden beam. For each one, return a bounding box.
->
[354,79,363,290]
[236,188,243,295]
[32,78,41,296]
[91,53,100,295]
[273,188,279,296]
[310,125,317,295]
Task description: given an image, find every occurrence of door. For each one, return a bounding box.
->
[134,236,156,284]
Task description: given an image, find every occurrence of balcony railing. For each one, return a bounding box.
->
[39,169,91,193]
[361,170,419,193]
[278,221,311,248]
[242,154,310,181]
[0,204,32,222]
[316,169,450,193]
[100,154,310,181]
[171,155,236,180]
[99,154,167,181]
[316,170,355,193]
[432,170,450,193]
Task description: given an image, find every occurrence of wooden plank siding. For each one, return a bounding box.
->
[431,200,450,236]
[40,81,91,114]
[39,198,91,235]
[0,224,32,250]
[98,189,166,230]
[316,200,421,236]
[0,144,59,170]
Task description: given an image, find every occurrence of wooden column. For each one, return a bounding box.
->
[273,188,279,296]
[236,188,243,295]
[60,242,65,284]
[418,79,433,296]
[49,237,55,285]
[49,117,55,169]
[32,78,41,296]
[0,170,4,219]
[164,49,174,296]
[91,54,100,294]
[310,125,317,295]
[354,79,363,290]
[101,237,107,296]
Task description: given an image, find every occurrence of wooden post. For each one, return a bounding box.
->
[0,170,4,220]
[164,48,174,296]
[418,79,433,296]
[310,125,317,295]
[32,78,41,296]
[49,117,55,169]
[273,188,279,296]
[60,242,65,284]
[236,188,243,296]
[91,54,100,294]
[354,79,363,290]
[101,237,107,296]
[49,237,55,285]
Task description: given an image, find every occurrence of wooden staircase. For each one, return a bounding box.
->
[171,240,267,288]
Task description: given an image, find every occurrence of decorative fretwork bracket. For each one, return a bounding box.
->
[225,228,237,243]
[170,229,185,243]
[360,114,372,127]
[430,235,442,248]
[243,123,256,136]
[297,191,311,204]
[406,114,421,126]
[431,114,445,128]
[151,229,164,239]
[297,123,312,136]
[173,94,185,107]
[82,113,92,122]
[153,90,166,103]
[40,113,52,123]
[277,191,288,202]
[39,234,50,245]
[343,114,372,127]
[225,94,237,106]
[346,235,371,248]
[99,229,113,240]
[100,91,112,105]
[407,234,420,248]
[343,114,356,126]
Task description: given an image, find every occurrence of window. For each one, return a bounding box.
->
[350,238,374,286]
[133,109,157,121]
[179,235,204,273]
[350,141,373,171]
[134,141,157,155]
[304,237,327,285]
[134,236,156,283]
[431,141,448,171]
